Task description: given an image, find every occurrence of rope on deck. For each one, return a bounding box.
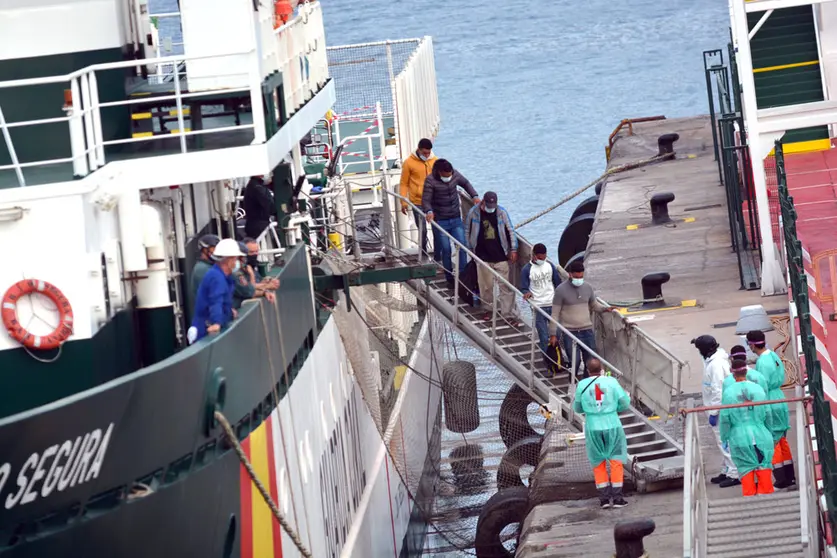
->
[215,410,314,558]
[514,152,675,230]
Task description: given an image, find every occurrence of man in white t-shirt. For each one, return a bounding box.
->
[520,243,562,352]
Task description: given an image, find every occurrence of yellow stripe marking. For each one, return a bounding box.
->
[626,217,695,230]
[169,108,190,116]
[129,92,152,96]
[626,224,639,231]
[394,365,407,390]
[684,217,696,223]
[249,421,274,558]
[170,128,191,134]
[616,299,698,316]
[131,112,152,120]
[768,138,832,156]
[131,132,154,138]
[753,60,819,74]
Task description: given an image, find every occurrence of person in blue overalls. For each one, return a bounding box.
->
[189,238,245,343]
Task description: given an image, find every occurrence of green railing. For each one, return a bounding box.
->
[776,141,837,536]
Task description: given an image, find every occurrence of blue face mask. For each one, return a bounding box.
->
[440,175,452,183]
[234,261,241,272]
[419,154,428,161]
[534,259,545,266]
[571,278,584,287]
[485,207,496,214]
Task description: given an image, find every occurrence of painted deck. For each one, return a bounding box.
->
[516,116,794,557]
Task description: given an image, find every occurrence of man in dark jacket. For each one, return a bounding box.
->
[421,159,480,282]
[242,175,275,239]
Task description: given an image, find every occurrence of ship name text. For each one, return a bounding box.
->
[0,422,115,509]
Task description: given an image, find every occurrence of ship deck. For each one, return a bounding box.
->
[517,116,792,557]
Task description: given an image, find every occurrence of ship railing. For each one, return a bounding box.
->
[326,37,439,168]
[259,1,329,122]
[681,394,814,558]
[0,49,265,185]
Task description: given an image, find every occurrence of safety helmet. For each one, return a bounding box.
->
[212,238,245,259]
[690,335,718,353]
[198,234,220,250]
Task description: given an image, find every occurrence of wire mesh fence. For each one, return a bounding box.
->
[326,40,421,115]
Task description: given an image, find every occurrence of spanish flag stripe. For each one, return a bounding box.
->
[250,421,275,558]
[264,415,285,558]
[239,437,254,558]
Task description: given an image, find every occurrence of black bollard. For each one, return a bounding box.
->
[641,272,670,308]
[649,193,675,225]
[657,133,679,155]
[614,518,656,558]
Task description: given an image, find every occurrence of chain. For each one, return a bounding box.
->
[515,152,675,229]
[214,410,314,558]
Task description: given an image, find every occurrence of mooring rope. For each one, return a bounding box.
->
[215,410,314,558]
[515,152,675,229]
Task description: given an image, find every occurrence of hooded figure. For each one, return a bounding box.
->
[720,359,775,497]
[692,334,740,487]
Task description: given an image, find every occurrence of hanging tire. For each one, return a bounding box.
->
[475,486,530,558]
[449,444,487,492]
[497,436,543,490]
[499,384,540,449]
[442,361,480,433]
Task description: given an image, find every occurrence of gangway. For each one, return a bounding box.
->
[351,189,686,489]
[682,392,817,557]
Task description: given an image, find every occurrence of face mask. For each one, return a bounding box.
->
[571,278,584,287]
[440,175,452,183]
[234,261,241,272]
[533,259,545,266]
[419,154,428,161]
[247,255,259,268]
[485,207,496,214]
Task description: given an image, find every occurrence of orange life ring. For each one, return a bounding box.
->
[1,279,74,350]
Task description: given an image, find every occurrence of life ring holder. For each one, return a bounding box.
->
[1,279,74,360]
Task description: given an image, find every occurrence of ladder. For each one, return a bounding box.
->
[706,492,805,557]
[407,266,684,489]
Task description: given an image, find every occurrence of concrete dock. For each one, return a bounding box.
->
[516,116,792,557]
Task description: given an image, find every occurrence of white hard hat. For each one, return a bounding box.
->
[212,238,244,258]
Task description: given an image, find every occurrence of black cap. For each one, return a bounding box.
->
[484,191,498,209]
[690,335,718,353]
[198,234,220,250]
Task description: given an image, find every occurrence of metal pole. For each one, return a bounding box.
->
[452,244,460,328]
[88,71,105,168]
[79,72,97,170]
[490,275,498,358]
[344,178,362,259]
[173,62,188,154]
[0,106,25,187]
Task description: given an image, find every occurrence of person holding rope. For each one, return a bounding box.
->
[720,358,775,497]
[747,330,796,489]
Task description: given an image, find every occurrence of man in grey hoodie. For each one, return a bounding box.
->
[548,260,612,378]
[422,159,480,283]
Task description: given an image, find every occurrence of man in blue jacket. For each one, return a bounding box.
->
[520,243,562,352]
[190,238,245,342]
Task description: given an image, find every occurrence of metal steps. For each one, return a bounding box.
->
[410,272,684,490]
[706,491,805,557]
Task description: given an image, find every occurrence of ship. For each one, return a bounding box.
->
[0,1,447,556]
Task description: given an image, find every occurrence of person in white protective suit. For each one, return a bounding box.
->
[691,334,740,488]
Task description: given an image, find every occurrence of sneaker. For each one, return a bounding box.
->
[710,474,728,484]
[719,477,741,488]
[611,498,628,508]
[600,499,611,509]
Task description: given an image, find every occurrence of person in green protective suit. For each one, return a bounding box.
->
[747,330,796,489]
[572,358,631,509]
[720,358,775,496]
[725,345,768,393]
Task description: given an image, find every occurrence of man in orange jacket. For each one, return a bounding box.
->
[400,138,439,259]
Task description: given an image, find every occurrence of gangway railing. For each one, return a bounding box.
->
[324,182,685,488]
[681,391,816,558]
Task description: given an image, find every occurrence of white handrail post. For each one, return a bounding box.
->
[88,71,105,168]
[172,63,187,154]
[683,413,694,558]
[490,275,498,358]
[79,72,97,170]
[0,106,25,187]
[452,244,460,328]
[68,77,87,178]
[795,392,809,547]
